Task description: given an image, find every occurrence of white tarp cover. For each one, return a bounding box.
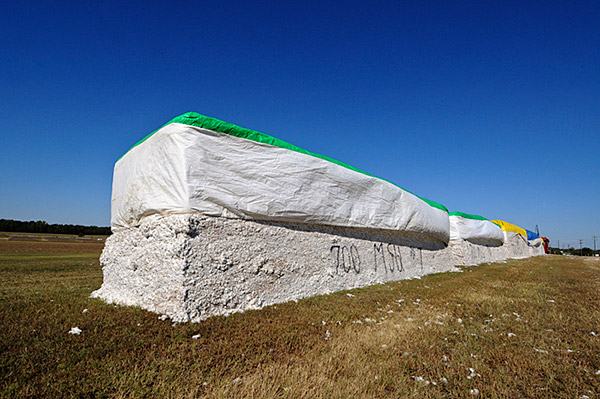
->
[111,113,450,244]
[528,238,545,256]
[528,238,543,248]
[449,212,504,245]
[501,231,531,259]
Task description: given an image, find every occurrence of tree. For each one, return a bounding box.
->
[0,219,111,235]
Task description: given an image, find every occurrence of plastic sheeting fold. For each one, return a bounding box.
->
[449,212,504,245]
[526,230,540,241]
[490,220,527,237]
[111,115,450,244]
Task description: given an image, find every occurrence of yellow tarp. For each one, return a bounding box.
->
[490,220,527,237]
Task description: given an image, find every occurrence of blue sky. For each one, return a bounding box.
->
[1,1,598,248]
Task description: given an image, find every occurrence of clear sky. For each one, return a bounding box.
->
[1,1,598,248]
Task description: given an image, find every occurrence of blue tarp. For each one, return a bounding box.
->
[526,230,540,241]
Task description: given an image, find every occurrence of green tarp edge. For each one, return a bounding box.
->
[449,211,503,230]
[449,211,489,221]
[120,112,449,213]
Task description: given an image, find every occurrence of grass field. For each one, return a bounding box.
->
[1,236,599,398]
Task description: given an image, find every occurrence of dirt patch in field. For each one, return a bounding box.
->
[0,236,104,253]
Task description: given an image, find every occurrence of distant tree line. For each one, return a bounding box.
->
[0,219,111,236]
[549,247,599,256]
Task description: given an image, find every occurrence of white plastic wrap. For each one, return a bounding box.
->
[502,231,531,259]
[449,215,504,245]
[528,238,545,256]
[111,123,450,243]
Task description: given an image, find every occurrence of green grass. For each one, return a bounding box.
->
[1,243,599,398]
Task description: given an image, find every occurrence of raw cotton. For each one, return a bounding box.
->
[92,214,456,322]
[449,240,506,266]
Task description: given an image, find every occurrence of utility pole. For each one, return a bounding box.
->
[594,236,597,253]
[558,240,560,250]
[579,239,583,256]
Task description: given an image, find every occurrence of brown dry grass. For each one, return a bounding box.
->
[1,239,599,398]
[0,234,105,253]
